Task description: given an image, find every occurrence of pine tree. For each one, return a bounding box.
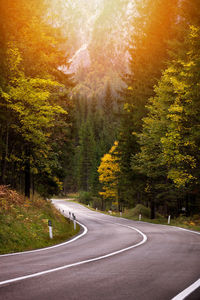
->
[118,0,179,209]
[77,120,96,192]
[103,81,113,117]
[135,18,200,216]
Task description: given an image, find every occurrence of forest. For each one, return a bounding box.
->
[0,0,200,219]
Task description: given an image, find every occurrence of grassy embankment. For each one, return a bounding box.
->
[116,205,200,232]
[0,186,80,254]
[66,193,200,232]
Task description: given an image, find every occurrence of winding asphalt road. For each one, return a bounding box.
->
[0,200,199,300]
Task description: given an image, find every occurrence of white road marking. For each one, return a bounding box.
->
[0,218,147,286]
[0,220,87,257]
[1,199,199,295]
[171,278,200,300]
[174,226,200,235]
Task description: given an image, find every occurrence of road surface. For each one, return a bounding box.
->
[0,200,199,300]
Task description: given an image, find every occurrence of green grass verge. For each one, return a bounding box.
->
[66,195,200,232]
[0,199,80,254]
[116,211,200,232]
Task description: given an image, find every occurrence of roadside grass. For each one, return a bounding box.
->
[66,194,200,232]
[52,193,79,200]
[116,210,200,232]
[0,187,80,255]
[66,193,79,199]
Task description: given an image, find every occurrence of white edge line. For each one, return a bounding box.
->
[0,222,147,286]
[0,220,87,257]
[124,219,200,236]
[171,278,200,300]
[1,201,199,293]
[172,226,200,235]
[54,199,200,236]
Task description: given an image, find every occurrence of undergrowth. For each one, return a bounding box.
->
[0,186,80,254]
[69,194,200,232]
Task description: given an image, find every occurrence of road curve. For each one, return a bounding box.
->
[0,200,199,300]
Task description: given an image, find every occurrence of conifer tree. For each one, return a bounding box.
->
[103,81,113,117]
[77,117,96,192]
[135,8,200,216]
[118,0,179,208]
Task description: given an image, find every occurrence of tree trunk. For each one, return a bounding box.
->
[185,193,189,217]
[0,125,9,184]
[150,199,155,219]
[25,147,31,198]
[32,175,35,199]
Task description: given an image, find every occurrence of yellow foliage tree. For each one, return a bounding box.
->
[98,141,120,206]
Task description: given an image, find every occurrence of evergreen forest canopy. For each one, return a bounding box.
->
[0,0,200,218]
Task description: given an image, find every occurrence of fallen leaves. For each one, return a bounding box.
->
[0,185,24,211]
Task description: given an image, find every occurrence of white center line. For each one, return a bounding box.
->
[0,220,147,286]
[171,278,200,300]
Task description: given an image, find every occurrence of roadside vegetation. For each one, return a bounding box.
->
[120,205,200,232]
[0,186,79,254]
[0,0,199,245]
[70,193,200,232]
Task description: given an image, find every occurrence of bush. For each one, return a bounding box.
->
[128,204,151,218]
[91,197,102,210]
[0,187,80,254]
[78,191,92,204]
[0,185,24,211]
[193,214,200,221]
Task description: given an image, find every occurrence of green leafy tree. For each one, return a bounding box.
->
[135,22,200,216]
[0,0,74,197]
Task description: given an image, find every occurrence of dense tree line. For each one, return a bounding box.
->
[1,0,200,220]
[0,0,74,197]
[98,0,200,217]
[66,84,119,195]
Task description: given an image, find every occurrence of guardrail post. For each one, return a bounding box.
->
[73,214,76,230]
[168,215,171,225]
[48,220,53,239]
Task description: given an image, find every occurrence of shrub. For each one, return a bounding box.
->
[78,191,92,204]
[91,197,102,210]
[0,185,24,211]
[193,214,200,221]
[128,204,151,218]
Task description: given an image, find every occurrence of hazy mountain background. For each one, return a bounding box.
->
[50,0,135,99]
